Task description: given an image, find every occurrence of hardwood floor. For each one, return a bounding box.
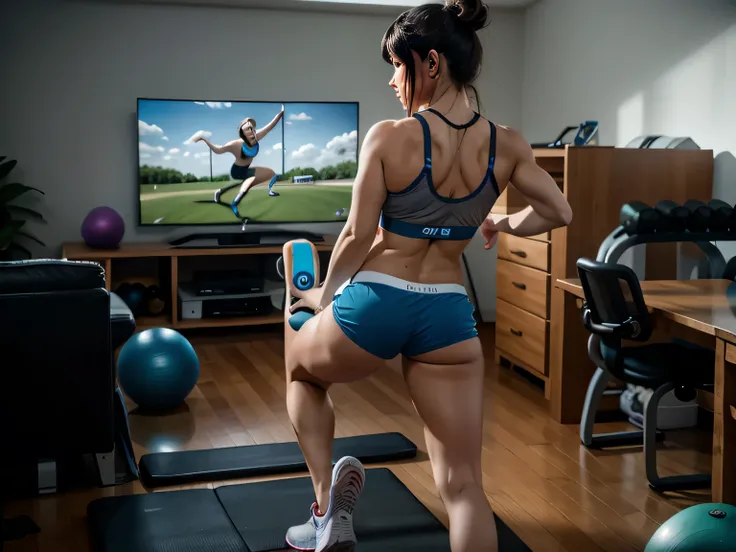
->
[3,323,712,552]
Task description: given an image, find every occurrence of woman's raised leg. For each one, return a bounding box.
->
[403,339,499,552]
[233,167,277,205]
[282,240,386,550]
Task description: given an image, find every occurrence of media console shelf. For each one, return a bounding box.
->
[61,238,337,331]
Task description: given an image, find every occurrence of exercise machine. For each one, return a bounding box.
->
[531,120,600,149]
[626,135,700,150]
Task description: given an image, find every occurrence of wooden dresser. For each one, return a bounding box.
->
[492,146,715,407]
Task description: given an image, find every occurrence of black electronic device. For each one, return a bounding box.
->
[192,270,265,296]
[178,281,282,319]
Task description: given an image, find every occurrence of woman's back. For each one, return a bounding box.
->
[362,106,515,285]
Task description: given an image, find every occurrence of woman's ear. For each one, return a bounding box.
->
[427,50,440,79]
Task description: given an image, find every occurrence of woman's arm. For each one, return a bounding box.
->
[256,105,286,141]
[313,121,391,311]
[488,129,573,236]
[197,137,236,155]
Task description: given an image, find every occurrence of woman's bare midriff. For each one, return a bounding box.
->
[359,229,470,286]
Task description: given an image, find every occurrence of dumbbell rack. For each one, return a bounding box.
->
[598,226,736,278]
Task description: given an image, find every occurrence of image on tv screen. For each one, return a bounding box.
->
[137,99,358,225]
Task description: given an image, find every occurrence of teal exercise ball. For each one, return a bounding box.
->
[645,503,736,551]
[117,327,199,410]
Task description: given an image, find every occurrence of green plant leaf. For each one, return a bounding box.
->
[16,230,45,246]
[0,219,25,249]
[6,205,45,221]
[0,159,17,181]
[0,183,44,205]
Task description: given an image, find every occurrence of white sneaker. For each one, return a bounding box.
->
[285,456,366,552]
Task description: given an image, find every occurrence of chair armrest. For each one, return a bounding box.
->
[110,292,136,349]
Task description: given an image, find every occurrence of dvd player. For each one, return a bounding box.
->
[178,281,284,319]
[192,270,264,296]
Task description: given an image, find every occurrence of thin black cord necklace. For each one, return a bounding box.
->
[425,89,471,163]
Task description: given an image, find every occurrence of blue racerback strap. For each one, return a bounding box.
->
[415,111,492,172]
[488,120,496,171]
[412,113,432,170]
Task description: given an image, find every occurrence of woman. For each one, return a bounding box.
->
[282,1,573,551]
[194,105,284,218]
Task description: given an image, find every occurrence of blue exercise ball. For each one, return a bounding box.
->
[645,503,736,551]
[117,327,199,410]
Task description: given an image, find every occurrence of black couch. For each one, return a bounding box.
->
[0,258,136,495]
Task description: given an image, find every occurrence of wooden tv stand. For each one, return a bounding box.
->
[61,237,337,331]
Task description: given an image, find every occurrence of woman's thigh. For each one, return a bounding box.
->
[286,304,390,385]
[252,166,275,182]
[402,339,486,490]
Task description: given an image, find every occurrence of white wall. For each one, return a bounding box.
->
[522,0,736,260]
[0,0,524,321]
[8,0,734,319]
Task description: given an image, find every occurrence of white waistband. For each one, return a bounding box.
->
[349,271,467,295]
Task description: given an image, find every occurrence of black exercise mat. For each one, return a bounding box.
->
[216,468,532,552]
[87,489,247,552]
[216,468,448,551]
[86,470,531,552]
[139,432,417,488]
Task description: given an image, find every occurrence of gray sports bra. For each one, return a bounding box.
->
[379,108,500,240]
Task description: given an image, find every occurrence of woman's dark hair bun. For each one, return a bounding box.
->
[444,0,489,32]
[382,0,489,114]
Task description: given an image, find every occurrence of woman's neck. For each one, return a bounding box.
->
[421,84,474,120]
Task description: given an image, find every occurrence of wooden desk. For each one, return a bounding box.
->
[554,278,736,504]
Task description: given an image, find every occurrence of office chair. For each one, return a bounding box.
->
[576,257,714,492]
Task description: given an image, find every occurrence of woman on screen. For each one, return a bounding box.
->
[194,104,284,218]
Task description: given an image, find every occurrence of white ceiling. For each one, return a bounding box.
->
[89,0,536,16]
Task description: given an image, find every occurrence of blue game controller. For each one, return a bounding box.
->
[288,242,317,331]
[293,271,314,291]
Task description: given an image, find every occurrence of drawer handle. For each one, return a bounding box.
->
[512,281,526,290]
[510,328,523,337]
[510,249,527,258]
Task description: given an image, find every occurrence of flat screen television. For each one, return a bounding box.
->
[137,98,358,228]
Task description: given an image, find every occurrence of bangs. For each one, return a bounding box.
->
[381,22,395,64]
[380,9,423,116]
[381,15,412,65]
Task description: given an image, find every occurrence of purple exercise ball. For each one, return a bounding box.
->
[81,206,125,249]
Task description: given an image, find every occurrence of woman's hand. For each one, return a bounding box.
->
[289,287,324,314]
[480,218,499,250]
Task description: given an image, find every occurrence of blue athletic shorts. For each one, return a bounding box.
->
[231,164,256,180]
[332,271,478,359]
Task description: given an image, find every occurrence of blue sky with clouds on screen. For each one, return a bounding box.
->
[138,99,358,178]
